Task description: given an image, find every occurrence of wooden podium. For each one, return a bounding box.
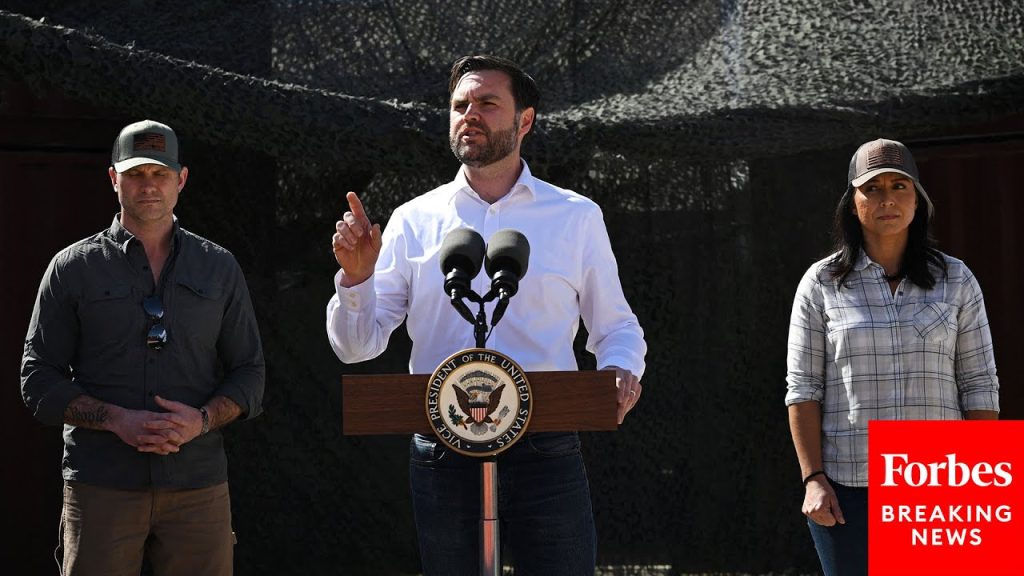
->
[342,369,618,435]
[341,369,618,575]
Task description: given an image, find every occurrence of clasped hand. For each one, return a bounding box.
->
[113,395,205,456]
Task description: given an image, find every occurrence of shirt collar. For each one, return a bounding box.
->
[853,248,882,273]
[107,214,182,253]
[451,159,538,205]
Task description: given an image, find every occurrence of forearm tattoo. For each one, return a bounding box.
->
[65,399,110,429]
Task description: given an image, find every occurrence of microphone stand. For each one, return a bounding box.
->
[449,287,503,576]
[466,293,490,350]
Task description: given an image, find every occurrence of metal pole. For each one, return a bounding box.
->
[480,458,499,576]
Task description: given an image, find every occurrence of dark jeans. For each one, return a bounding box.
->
[807,480,868,576]
[409,431,596,576]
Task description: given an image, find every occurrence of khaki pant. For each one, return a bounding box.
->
[59,481,234,576]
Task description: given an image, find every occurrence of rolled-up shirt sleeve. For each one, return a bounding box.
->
[21,252,88,426]
[954,271,999,413]
[214,261,266,420]
[786,267,827,406]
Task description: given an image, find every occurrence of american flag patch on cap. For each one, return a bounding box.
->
[865,141,903,169]
[133,133,166,152]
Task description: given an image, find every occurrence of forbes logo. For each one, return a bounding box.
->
[881,453,1013,487]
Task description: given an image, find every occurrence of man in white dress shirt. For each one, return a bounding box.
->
[327,54,647,576]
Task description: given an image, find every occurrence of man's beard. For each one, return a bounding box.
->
[449,114,520,168]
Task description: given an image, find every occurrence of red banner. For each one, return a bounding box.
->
[869,420,1024,575]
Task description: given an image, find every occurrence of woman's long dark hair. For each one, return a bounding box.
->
[828,185,947,288]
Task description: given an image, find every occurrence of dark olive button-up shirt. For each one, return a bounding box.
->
[22,216,265,489]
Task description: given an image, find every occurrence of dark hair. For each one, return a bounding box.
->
[828,185,947,288]
[448,54,540,114]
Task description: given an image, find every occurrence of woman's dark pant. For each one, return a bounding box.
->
[807,481,868,576]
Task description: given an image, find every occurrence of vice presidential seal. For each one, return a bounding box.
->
[425,348,533,457]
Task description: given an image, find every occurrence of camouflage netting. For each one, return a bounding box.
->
[2,1,1023,574]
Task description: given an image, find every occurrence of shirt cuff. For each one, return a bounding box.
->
[784,382,824,406]
[37,382,88,426]
[960,388,1000,413]
[598,355,645,380]
[334,269,375,312]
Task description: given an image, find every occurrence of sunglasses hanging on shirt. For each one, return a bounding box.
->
[142,295,168,350]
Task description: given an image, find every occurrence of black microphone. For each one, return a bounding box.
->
[484,229,530,327]
[439,228,485,325]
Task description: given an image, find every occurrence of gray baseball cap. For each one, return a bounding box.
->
[848,138,933,217]
[111,119,182,173]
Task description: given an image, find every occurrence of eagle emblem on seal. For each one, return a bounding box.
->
[450,369,506,436]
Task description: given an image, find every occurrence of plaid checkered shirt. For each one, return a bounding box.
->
[785,250,999,487]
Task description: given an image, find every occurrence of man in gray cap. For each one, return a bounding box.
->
[21,119,265,576]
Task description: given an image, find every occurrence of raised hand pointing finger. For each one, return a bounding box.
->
[333,191,382,287]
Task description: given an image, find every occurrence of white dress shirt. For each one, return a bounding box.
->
[327,161,646,378]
